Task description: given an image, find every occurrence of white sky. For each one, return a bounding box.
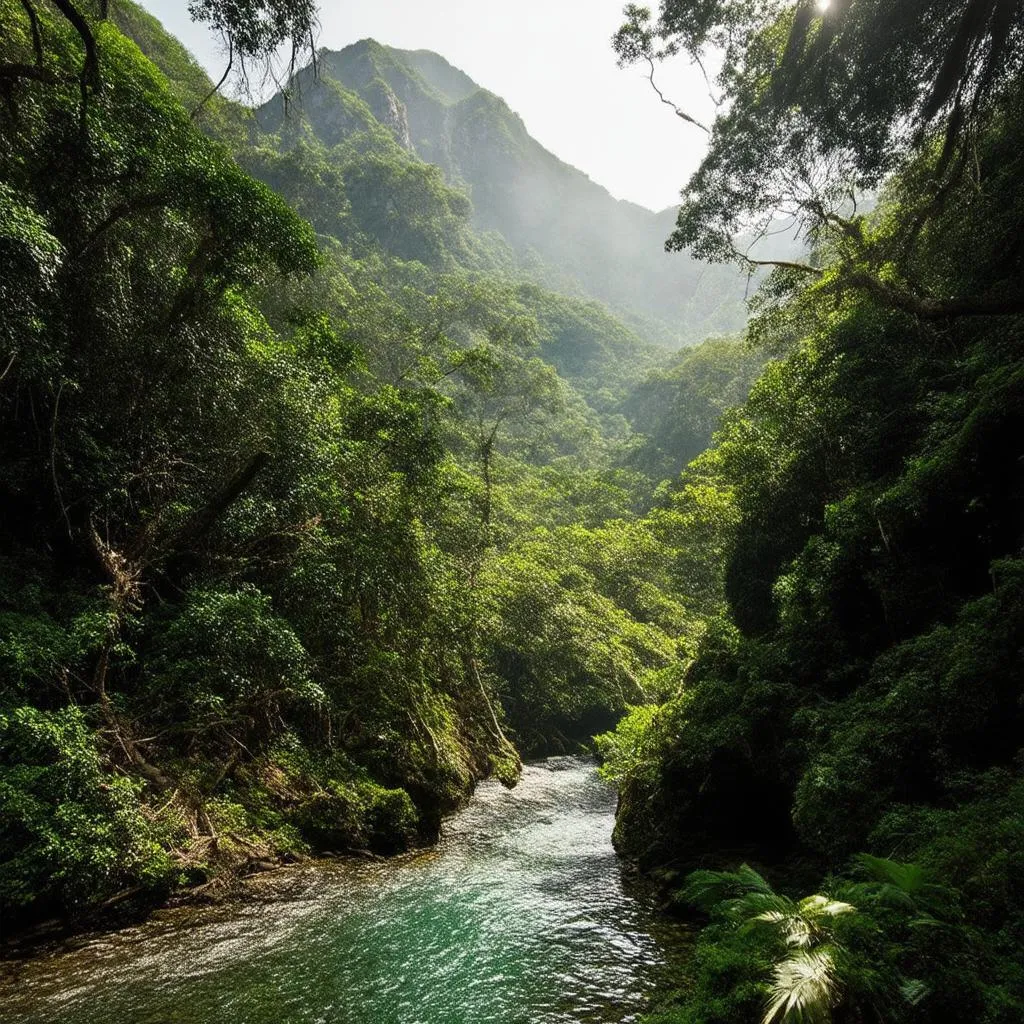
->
[138,0,715,212]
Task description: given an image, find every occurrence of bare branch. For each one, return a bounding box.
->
[749,257,824,275]
[730,239,823,276]
[692,52,723,107]
[645,57,709,133]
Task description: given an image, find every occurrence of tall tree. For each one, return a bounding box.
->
[614,0,1024,317]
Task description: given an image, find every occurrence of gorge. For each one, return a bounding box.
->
[2,1,1024,1023]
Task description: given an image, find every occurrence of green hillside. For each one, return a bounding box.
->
[257,39,750,345]
[1,0,748,935]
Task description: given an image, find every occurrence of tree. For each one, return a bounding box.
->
[614,1,1024,318]
[1,0,319,123]
[187,0,318,96]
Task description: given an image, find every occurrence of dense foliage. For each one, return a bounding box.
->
[9,10,1021,1024]
[599,2,1024,1022]
[0,0,750,936]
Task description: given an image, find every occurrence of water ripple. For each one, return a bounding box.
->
[0,757,690,1024]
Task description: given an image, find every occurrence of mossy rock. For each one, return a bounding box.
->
[359,783,418,854]
[293,788,363,850]
[490,746,522,789]
[293,781,418,854]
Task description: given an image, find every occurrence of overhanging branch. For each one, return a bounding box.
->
[844,272,1024,320]
[191,34,233,119]
[645,56,709,132]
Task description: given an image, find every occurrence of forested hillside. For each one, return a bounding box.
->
[254,38,750,344]
[596,2,1024,1022]
[0,0,747,936]
[5,3,1024,1023]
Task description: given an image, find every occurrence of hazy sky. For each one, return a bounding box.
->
[139,0,715,211]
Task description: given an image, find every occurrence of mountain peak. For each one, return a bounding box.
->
[258,39,747,343]
[318,39,481,109]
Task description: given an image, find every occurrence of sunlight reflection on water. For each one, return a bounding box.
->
[0,757,690,1024]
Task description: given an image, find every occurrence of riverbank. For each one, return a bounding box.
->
[0,758,692,1024]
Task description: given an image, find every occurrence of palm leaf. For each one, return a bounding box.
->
[683,862,774,912]
[741,893,854,947]
[763,948,839,1024]
[750,909,814,948]
[901,978,930,1006]
[729,889,798,920]
[799,894,856,920]
[854,854,927,893]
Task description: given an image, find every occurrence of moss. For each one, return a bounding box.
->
[293,779,419,853]
[294,788,363,850]
[359,784,419,853]
[490,746,522,788]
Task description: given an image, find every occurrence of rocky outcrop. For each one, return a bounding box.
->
[362,79,413,151]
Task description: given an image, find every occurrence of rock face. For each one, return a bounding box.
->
[258,39,751,346]
[361,79,412,150]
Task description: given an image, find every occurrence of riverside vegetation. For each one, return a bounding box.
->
[0,0,754,936]
[596,2,1024,1023]
[2,2,1024,1024]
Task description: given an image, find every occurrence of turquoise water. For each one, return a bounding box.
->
[0,757,688,1024]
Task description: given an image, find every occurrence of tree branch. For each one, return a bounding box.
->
[746,256,824,275]
[191,34,233,119]
[47,0,99,131]
[0,62,57,84]
[645,56,709,132]
[75,192,170,258]
[172,451,271,549]
[50,380,73,539]
[844,272,1024,320]
[731,239,823,276]
[20,0,43,69]
[48,0,99,88]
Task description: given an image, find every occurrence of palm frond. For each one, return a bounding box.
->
[738,892,855,947]
[751,909,814,948]
[799,894,856,921]
[763,948,839,1024]
[683,862,774,912]
[842,879,917,912]
[729,890,797,921]
[853,854,958,920]
[901,978,930,1006]
[854,854,927,894]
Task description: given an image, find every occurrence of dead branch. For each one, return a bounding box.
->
[645,56,709,132]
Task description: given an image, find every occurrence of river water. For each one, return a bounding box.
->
[0,757,688,1024]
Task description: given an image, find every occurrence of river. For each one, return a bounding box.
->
[0,757,688,1024]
